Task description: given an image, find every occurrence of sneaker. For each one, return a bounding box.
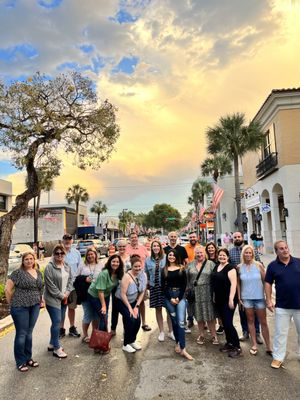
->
[239,332,249,342]
[184,327,192,334]
[122,344,136,353]
[228,348,242,358]
[53,347,67,358]
[129,342,142,350]
[59,328,66,338]
[216,326,224,335]
[256,334,263,345]
[158,332,165,342]
[219,343,233,353]
[69,326,81,338]
[168,331,176,341]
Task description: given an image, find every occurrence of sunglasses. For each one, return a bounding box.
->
[54,251,64,256]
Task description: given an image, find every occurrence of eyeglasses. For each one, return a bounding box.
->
[54,251,64,256]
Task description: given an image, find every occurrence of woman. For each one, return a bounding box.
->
[161,250,193,361]
[115,254,147,353]
[44,244,73,359]
[187,246,217,345]
[5,252,43,372]
[75,247,103,343]
[145,241,174,342]
[237,245,272,356]
[87,254,124,333]
[211,248,242,358]
[205,242,224,335]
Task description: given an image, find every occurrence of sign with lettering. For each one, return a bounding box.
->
[261,203,271,213]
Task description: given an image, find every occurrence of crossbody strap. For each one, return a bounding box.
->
[195,259,207,283]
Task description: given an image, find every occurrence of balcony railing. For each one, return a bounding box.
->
[256,152,278,179]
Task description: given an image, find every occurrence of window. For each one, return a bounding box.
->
[261,123,277,160]
[0,195,6,210]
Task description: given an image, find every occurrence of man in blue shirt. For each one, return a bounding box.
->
[229,231,263,344]
[265,240,300,369]
[60,234,82,338]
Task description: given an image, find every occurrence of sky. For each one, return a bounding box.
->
[0,0,300,221]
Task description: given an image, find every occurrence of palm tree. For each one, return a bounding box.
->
[65,184,89,228]
[90,201,108,226]
[188,178,212,236]
[206,112,264,231]
[201,154,232,183]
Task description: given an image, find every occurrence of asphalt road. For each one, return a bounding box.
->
[0,300,300,400]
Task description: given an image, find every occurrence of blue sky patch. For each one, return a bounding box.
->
[113,9,138,24]
[3,0,17,8]
[0,161,17,178]
[0,44,38,62]
[79,44,94,54]
[112,56,139,74]
[38,0,63,9]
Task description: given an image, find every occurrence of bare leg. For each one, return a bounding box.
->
[82,322,90,338]
[156,307,164,332]
[140,300,146,326]
[167,313,173,333]
[197,321,205,338]
[92,319,99,329]
[256,308,272,351]
[207,320,217,338]
[245,308,257,349]
[180,348,194,361]
[68,307,75,327]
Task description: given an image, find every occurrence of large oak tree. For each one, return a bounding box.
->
[0,72,120,283]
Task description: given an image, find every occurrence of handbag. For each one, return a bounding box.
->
[186,260,207,303]
[89,328,113,353]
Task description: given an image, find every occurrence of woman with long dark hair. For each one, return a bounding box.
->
[161,250,193,360]
[5,252,43,372]
[87,254,124,332]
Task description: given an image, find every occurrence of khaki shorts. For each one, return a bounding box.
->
[67,290,78,309]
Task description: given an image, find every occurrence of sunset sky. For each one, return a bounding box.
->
[0,0,299,221]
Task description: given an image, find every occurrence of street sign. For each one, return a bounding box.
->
[261,203,271,213]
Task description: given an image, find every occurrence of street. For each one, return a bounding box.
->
[0,297,300,400]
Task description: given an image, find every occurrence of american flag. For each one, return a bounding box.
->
[211,183,224,211]
[199,207,206,222]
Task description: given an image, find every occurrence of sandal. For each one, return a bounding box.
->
[142,325,152,331]
[266,350,273,357]
[81,336,90,343]
[212,336,219,345]
[18,364,29,372]
[196,335,205,345]
[26,359,39,367]
[250,347,258,355]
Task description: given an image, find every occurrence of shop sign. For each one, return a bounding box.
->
[245,194,261,209]
[261,203,271,214]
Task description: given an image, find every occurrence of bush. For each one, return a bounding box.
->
[0,283,5,301]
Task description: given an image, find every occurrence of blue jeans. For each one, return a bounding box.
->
[46,304,67,350]
[111,286,119,331]
[116,298,141,346]
[164,289,186,350]
[273,308,300,361]
[10,304,40,368]
[87,293,110,331]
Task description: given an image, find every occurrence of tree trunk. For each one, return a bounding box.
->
[234,156,243,232]
[97,213,100,227]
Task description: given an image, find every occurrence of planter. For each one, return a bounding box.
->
[0,300,10,319]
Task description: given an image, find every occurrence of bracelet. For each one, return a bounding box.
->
[135,304,140,308]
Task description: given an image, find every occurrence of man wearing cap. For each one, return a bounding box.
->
[60,234,82,338]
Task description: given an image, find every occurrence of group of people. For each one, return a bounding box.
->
[4,230,300,372]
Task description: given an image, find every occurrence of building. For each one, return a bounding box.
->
[0,178,12,217]
[243,88,300,255]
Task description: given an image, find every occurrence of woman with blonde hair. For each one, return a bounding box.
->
[5,252,43,371]
[237,245,272,356]
[75,247,103,343]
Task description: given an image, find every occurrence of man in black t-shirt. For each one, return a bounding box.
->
[164,231,188,266]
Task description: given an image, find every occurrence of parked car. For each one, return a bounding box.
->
[179,234,189,245]
[89,239,109,257]
[11,243,34,256]
[76,240,95,256]
[8,244,34,273]
[77,239,109,257]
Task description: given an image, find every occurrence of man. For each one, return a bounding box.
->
[185,231,200,263]
[229,231,263,344]
[61,233,82,338]
[164,231,188,266]
[126,232,151,331]
[265,240,300,368]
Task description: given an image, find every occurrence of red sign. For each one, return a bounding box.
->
[200,223,206,229]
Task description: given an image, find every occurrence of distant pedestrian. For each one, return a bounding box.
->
[265,240,300,369]
[223,232,231,249]
[161,250,193,360]
[5,252,43,372]
[115,255,147,353]
[44,244,73,359]
[38,241,45,260]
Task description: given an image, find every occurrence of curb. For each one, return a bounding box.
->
[0,315,14,334]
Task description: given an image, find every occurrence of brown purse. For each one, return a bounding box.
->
[89,328,113,352]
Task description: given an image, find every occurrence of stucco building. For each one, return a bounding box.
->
[243,88,300,255]
[0,178,12,217]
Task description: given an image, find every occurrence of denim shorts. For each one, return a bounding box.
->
[81,300,100,324]
[243,299,266,309]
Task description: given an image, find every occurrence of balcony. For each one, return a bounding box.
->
[256,152,278,179]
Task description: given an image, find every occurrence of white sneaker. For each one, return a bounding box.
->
[53,347,67,358]
[129,342,142,350]
[122,344,136,353]
[168,331,175,341]
[158,332,165,342]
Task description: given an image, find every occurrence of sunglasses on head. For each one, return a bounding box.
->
[54,251,64,256]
